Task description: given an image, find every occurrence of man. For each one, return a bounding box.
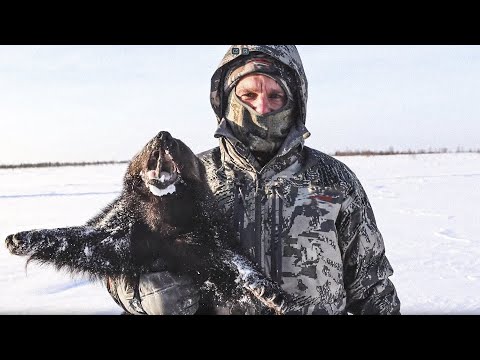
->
[107,45,401,315]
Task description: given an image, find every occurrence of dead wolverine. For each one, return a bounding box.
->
[5,131,300,314]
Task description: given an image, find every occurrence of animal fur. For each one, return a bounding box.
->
[5,131,299,314]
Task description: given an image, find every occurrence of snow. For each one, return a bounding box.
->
[0,153,479,314]
[140,169,177,197]
[148,184,176,197]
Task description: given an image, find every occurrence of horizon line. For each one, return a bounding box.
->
[1,148,479,169]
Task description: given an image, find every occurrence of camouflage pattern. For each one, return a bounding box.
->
[210,45,309,127]
[202,45,400,314]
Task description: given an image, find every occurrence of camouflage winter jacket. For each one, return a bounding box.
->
[199,45,400,315]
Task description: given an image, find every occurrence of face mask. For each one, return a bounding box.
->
[225,89,295,165]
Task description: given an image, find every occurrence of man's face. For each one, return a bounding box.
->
[235,74,286,115]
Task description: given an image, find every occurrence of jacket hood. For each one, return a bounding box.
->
[210,45,309,126]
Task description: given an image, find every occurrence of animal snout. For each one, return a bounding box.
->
[158,131,172,142]
[157,131,175,151]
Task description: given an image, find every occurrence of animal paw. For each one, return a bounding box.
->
[244,282,293,315]
[5,232,31,256]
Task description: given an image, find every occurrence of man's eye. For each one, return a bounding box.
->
[241,93,256,99]
[269,93,284,100]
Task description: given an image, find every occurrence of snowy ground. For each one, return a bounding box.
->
[1,153,479,315]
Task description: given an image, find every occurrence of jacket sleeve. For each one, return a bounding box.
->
[337,178,401,315]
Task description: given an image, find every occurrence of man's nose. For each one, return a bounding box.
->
[254,94,271,114]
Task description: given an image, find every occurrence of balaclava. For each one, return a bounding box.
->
[223,53,297,166]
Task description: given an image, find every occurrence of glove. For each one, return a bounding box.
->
[106,271,200,315]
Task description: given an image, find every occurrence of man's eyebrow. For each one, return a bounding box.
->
[237,89,255,95]
[236,83,254,91]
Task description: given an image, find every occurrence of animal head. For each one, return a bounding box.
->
[124,131,209,235]
[125,131,205,200]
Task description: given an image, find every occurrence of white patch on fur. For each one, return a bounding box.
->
[148,184,176,197]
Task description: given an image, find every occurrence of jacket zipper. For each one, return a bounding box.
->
[254,179,263,269]
[234,179,257,260]
[233,180,241,242]
[270,184,283,283]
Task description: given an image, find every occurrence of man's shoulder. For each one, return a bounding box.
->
[303,146,360,187]
[304,146,351,171]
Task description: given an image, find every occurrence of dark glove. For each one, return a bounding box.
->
[106,271,200,315]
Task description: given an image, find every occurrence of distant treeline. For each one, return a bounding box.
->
[2,147,480,168]
[334,147,480,157]
[0,160,129,169]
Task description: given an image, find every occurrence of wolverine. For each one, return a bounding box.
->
[5,131,303,314]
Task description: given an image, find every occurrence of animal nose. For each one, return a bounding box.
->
[158,131,172,141]
[157,131,174,150]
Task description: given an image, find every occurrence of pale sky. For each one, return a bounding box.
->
[0,45,479,165]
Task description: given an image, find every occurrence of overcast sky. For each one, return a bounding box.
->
[0,45,479,164]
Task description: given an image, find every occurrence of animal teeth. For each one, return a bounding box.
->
[159,171,171,183]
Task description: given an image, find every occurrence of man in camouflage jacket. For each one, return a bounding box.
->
[107,45,401,315]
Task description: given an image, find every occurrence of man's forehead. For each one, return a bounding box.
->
[223,53,293,101]
[236,74,283,90]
